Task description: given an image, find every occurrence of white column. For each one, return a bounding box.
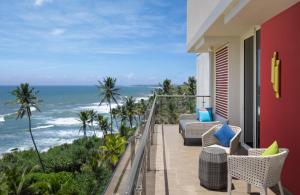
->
[196,52,211,108]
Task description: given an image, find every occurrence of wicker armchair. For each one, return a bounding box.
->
[179,114,221,145]
[202,124,241,155]
[227,148,289,195]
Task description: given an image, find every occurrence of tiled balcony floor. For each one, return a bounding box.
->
[146,124,279,195]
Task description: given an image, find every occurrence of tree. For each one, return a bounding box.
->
[111,108,119,129]
[184,76,197,95]
[136,99,147,123]
[124,96,136,128]
[87,109,97,135]
[79,111,89,137]
[96,114,109,137]
[160,79,173,95]
[118,105,127,126]
[99,134,127,167]
[97,77,120,134]
[11,83,45,172]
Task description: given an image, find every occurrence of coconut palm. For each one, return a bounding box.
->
[117,105,128,126]
[124,96,136,128]
[79,111,89,137]
[184,76,197,95]
[11,83,45,172]
[97,77,120,134]
[87,109,97,135]
[96,114,109,136]
[99,134,127,167]
[136,99,147,123]
[160,79,173,95]
[111,108,119,129]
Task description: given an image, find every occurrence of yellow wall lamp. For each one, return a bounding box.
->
[271,52,280,99]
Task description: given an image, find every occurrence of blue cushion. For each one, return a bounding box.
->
[195,108,200,120]
[205,107,213,121]
[199,110,212,122]
[213,123,235,147]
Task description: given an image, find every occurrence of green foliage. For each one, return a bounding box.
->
[99,134,127,167]
[123,96,136,128]
[87,109,97,135]
[96,114,109,136]
[184,76,197,95]
[154,77,197,124]
[26,172,72,194]
[119,123,135,139]
[0,137,111,195]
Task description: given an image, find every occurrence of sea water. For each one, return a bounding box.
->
[0,85,154,154]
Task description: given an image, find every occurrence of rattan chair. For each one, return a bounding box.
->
[202,124,241,155]
[227,148,289,195]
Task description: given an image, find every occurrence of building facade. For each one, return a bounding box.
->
[187,0,300,193]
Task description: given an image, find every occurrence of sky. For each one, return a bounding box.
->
[0,0,196,85]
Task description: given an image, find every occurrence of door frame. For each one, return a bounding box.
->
[240,26,261,148]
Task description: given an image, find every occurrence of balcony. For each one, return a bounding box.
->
[104,96,282,195]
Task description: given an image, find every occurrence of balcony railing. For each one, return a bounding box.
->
[103,95,210,195]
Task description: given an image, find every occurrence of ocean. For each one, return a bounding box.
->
[0,85,154,155]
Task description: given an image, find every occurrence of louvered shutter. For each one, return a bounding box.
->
[215,46,229,119]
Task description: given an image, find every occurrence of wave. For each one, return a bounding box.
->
[32,125,55,130]
[135,96,150,103]
[0,112,16,123]
[77,102,121,113]
[46,117,81,126]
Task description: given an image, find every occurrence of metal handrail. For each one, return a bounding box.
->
[122,95,210,195]
[124,95,157,194]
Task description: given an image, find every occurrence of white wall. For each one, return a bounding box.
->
[187,0,221,46]
[196,53,211,108]
[228,38,241,126]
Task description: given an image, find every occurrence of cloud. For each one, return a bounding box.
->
[50,28,65,36]
[126,72,135,79]
[34,0,52,6]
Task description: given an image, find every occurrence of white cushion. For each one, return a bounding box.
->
[206,144,230,154]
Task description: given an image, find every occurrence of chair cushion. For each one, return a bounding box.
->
[261,140,279,156]
[199,110,212,122]
[207,144,230,154]
[213,123,235,147]
[205,107,214,121]
[179,119,198,130]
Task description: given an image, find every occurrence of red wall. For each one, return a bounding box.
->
[260,2,300,194]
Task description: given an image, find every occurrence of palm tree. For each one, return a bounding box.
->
[124,96,136,128]
[87,109,97,135]
[99,134,127,167]
[184,76,197,95]
[111,108,119,129]
[118,105,127,125]
[97,77,120,134]
[96,114,109,137]
[79,111,89,137]
[137,99,147,123]
[11,83,45,172]
[161,79,173,95]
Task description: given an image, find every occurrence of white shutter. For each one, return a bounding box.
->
[215,46,229,119]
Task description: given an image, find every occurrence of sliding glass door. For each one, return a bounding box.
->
[244,36,254,147]
[244,30,261,148]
